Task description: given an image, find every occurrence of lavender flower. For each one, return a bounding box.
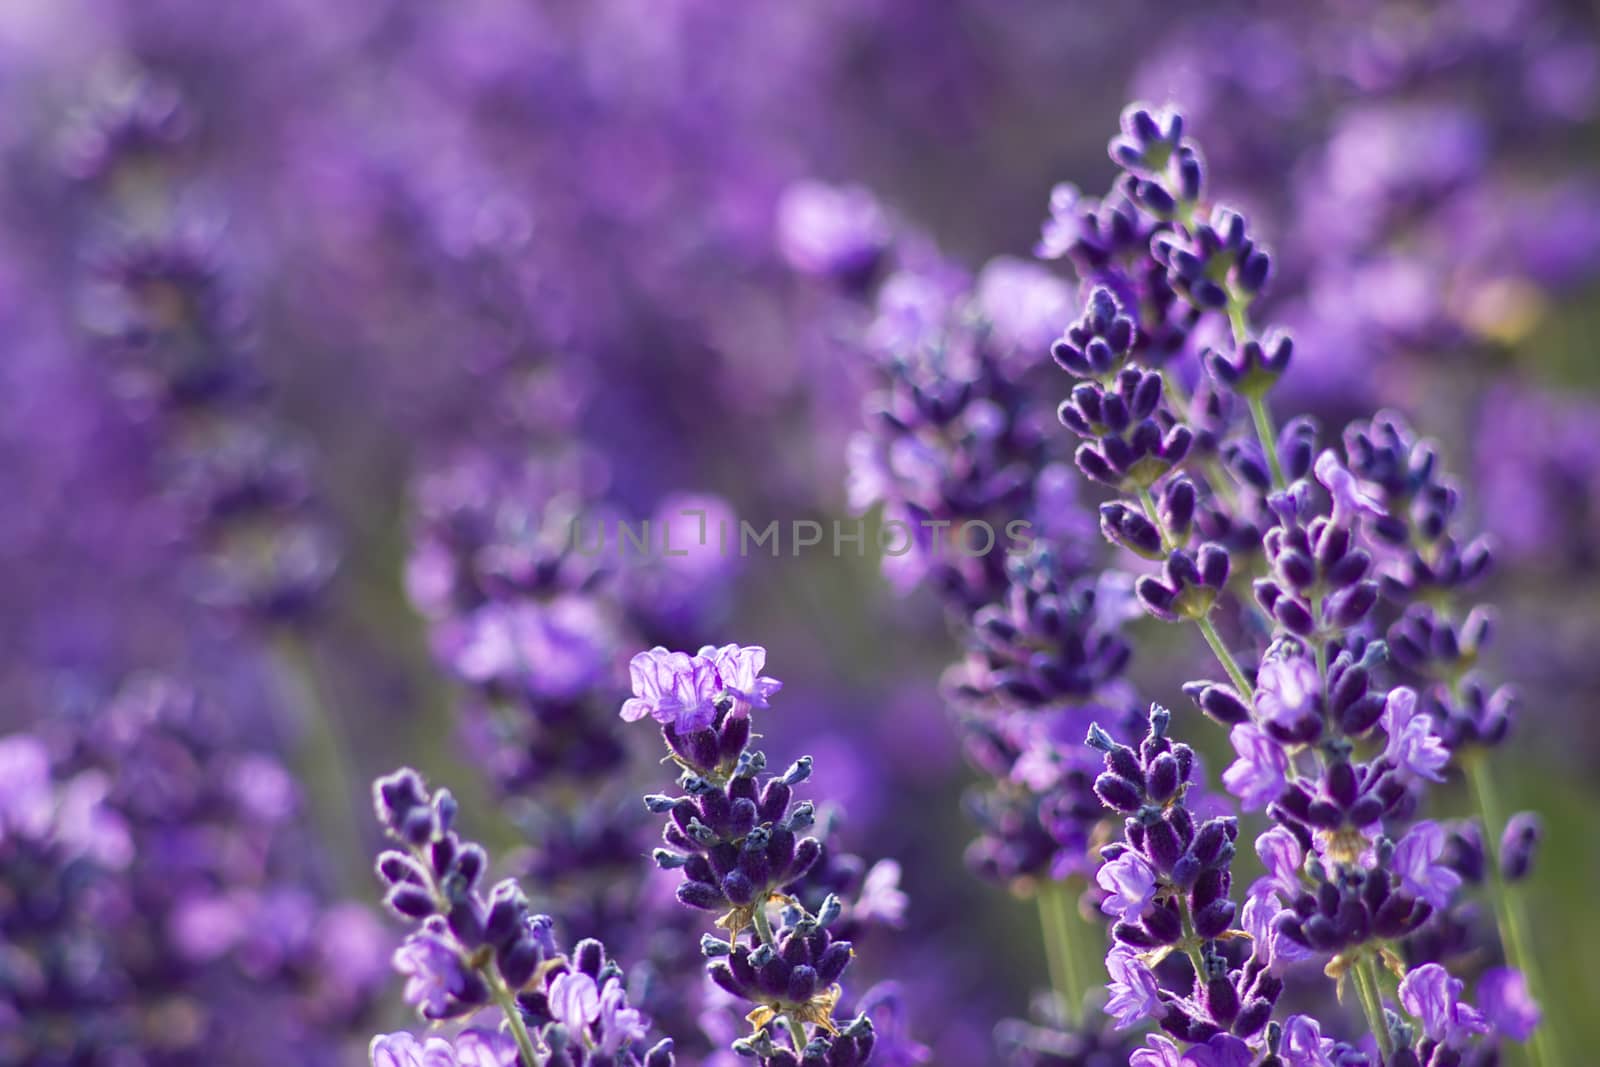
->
[619,641,909,1064]
[371,1029,520,1067]
[371,767,675,1066]
[1028,102,1557,1064]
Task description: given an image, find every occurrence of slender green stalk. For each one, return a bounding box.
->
[491,971,544,1067]
[784,1016,810,1053]
[1247,394,1287,489]
[1136,486,1178,553]
[752,900,777,948]
[1038,882,1085,1024]
[1175,894,1209,980]
[1196,616,1254,698]
[1353,957,1394,1058]
[1465,756,1553,1067]
[273,634,365,889]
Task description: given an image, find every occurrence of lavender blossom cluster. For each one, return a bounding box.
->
[1032,104,1550,1066]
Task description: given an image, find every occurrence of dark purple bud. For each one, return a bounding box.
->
[817,940,853,984]
[1162,478,1197,536]
[1095,773,1145,813]
[385,884,437,920]
[1076,444,1119,486]
[677,881,724,911]
[1143,901,1183,944]
[1136,576,1179,621]
[1339,695,1385,736]
[1197,542,1230,588]
[1193,899,1236,939]
[1327,581,1378,627]
[1273,596,1315,636]
[1500,813,1542,882]
[1146,754,1180,803]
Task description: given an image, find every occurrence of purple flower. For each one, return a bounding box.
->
[1256,825,1304,897]
[596,977,649,1055]
[974,256,1076,362]
[1185,1036,1254,1067]
[620,647,719,731]
[1221,723,1289,811]
[775,180,891,280]
[1478,966,1541,1041]
[1097,851,1158,921]
[1129,1033,1252,1067]
[549,970,601,1030]
[393,929,474,1020]
[855,859,908,927]
[1255,654,1321,733]
[1399,963,1490,1047]
[701,644,783,709]
[857,983,932,1067]
[1130,1035,1183,1067]
[369,1030,517,1067]
[1280,1015,1336,1066]
[1241,886,1308,972]
[1315,449,1384,524]
[620,644,782,731]
[1105,944,1163,1029]
[450,598,615,701]
[0,734,55,840]
[1381,687,1449,782]
[1392,820,1462,908]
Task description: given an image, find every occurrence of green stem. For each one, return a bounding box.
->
[491,972,543,1067]
[752,900,777,949]
[1136,486,1178,553]
[1353,957,1394,1058]
[784,1016,810,1053]
[1196,616,1254,699]
[1226,298,1250,347]
[1247,393,1287,490]
[1176,895,1209,980]
[1465,756,1553,1067]
[1038,883,1085,1024]
[273,634,365,890]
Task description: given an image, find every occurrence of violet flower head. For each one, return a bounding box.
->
[1097,850,1158,922]
[776,180,893,285]
[620,641,907,1062]
[369,1029,519,1067]
[394,928,484,1021]
[621,643,781,733]
[1105,944,1163,1030]
[1391,820,1462,909]
[1254,652,1321,737]
[1221,723,1289,812]
[1398,963,1490,1048]
[1478,967,1541,1042]
[1380,688,1449,783]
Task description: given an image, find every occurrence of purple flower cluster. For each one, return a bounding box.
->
[1043,104,1549,1065]
[620,643,916,1067]
[2,678,384,1067]
[371,766,675,1067]
[67,76,338,625]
